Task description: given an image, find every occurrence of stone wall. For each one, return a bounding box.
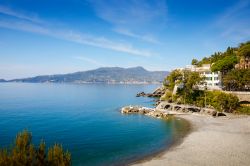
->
[224,91,250,102]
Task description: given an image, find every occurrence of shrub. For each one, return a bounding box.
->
[0,130,71,166]
[236,106,250,115]
[160,91,173,102]
[207,91,239,112]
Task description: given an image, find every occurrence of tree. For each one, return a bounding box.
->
[165,69,183,90]
[0,130,71,166]
[176,70,205,104]
[238,41,250,57]
[223,69,250,91]
[211,54,238,73]
[206,91,239,112]
[191,59,198,65]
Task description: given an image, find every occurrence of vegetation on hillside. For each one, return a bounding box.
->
[163,69,183,90]
[223,69,250,91]
[162,41,250,113]
[0,130,71,166]
[191,41,250,91]
[162,70,239,113]
[238,41,250,57]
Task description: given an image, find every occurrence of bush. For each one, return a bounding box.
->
[176,90,239,112]
[236,106,250,115]
[206,91,239,112]
[0,130,71,166]
[160,91,173,102]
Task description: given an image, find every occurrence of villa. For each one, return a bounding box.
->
[179,64,222,90]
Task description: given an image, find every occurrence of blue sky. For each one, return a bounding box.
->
[0,0,250,79]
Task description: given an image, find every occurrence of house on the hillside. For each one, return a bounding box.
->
[235,56,250,69]
[182,64,222,90]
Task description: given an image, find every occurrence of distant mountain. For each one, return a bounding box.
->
[7,67,169,84]
[0,79,6,82]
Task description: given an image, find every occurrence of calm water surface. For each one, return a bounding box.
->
[0,83,188,166]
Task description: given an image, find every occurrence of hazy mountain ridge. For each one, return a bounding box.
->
[7,67,169,84]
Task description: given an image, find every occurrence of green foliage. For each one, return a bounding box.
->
[194,42,250,70]
[182,71,204,90]
[165,69,183,90]
[165,69,205,105]
[48,144,71,166]
[196,51,228,66]
[211,54,238,72]
[160,91,173,102]
[191,59,198,65]
[177,71,205,104]
[236,106,250,115]
[238,41,250,57]
[197,57,211,66]
[196,47,236,67]
[205,91,239,112]
[174,89,239,113]
[0,130,71,166]
[223,69,250,91]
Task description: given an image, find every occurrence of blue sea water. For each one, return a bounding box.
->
[0,83,188,166]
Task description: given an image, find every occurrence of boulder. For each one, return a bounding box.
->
[136,92,146,97]
[146,111,168,118]
[174,106,182,111]
[212,111,217,117]
[217,112,226,116]
[164,104,171,110]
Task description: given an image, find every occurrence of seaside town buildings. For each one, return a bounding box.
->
[235,56,250,69]
[177,64,222,90]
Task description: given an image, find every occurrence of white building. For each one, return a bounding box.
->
[183,64,222,90]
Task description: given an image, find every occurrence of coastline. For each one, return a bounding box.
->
[128,116,192,166]
[132,113,250,166]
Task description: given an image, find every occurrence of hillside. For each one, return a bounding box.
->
[7,67,169,84]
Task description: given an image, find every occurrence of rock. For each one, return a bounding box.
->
[136,87,166,98]
[174,106,182,111]
[136,92,146,97]
[164,104,171,110]
[121,106,168,119]
[217,112,226,116]
[212,111,217,117]
[121,106,154,115]
[151,87,165,97]
[146,111,168,118]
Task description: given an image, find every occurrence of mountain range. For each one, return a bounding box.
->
[1,67,169,84]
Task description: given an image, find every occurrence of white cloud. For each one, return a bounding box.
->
[89,0,167,26]
[88,0,167,44]
[113,28,162,44]
[62,31,153,56]
[0,5,154,57]
[74,56,105,66]
[0,5,42,23]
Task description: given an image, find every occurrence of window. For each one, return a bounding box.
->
[214,77,219,80]
[206,77,212,80]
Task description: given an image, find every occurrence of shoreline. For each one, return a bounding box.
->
[132,113,250,166]
[129,116,193,165]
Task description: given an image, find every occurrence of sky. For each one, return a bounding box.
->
[0,0,250,79]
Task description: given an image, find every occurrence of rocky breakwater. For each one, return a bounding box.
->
[121,106,169,118]
[157,102,227,117]
[136,87,165,98]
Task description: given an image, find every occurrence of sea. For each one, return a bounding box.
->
[0,83,189,166]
